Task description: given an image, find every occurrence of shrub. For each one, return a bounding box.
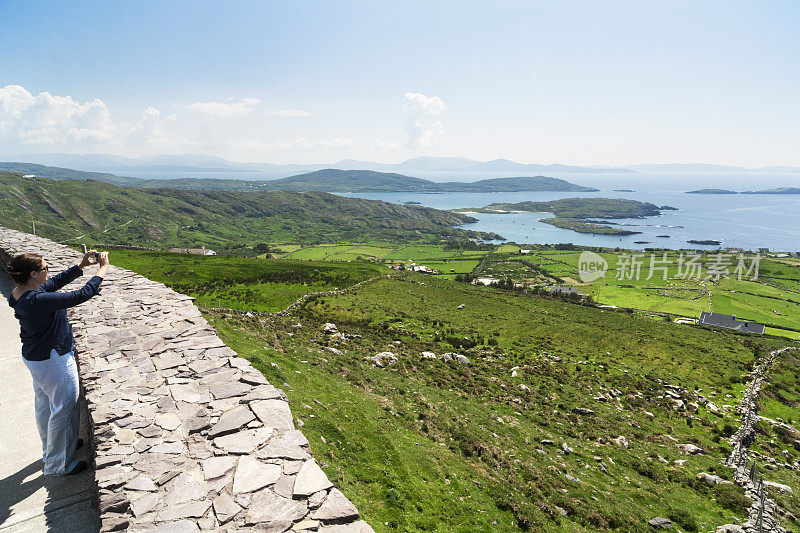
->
[668,508,698,532]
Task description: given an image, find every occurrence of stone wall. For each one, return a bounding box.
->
[0,227,372,533]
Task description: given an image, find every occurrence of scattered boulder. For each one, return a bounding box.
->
[364,352,398,368]
[439,352,469,364]
[322,323,338,334]
[573,407,594,416]
[648,516,673,529]
[457,304,465,309]
[614,435,629,448]
[764,480,794,494]
[696,472,732,486]
[561,443,573,454]
[715,525,744,533]
[420,351,437,359]
[676,443,705,455]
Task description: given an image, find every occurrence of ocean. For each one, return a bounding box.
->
[339,172,800,251]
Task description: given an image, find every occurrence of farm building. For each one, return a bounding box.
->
[546,286,584,297]
[698,311,765,335]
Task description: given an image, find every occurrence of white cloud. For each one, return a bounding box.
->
[188,97,261,119]
[268,109,311,117]
[0,85,346,159]
[125,107,189,150]
[403,92,446,148]
[0,84,114,145]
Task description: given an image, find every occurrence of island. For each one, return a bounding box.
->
[455,197,672,236]
[687,239,722,246]
[613,189,635,192]
[686,189,738,194]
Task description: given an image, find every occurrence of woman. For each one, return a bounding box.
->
[6,250,108,476]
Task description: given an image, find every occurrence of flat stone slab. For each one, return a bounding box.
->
[232,456,282,493]
[294,459,333,497]
[312,488,359,521]
[244,490,307,527]
[250,399,295,431]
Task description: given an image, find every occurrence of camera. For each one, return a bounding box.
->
[93,252,101,263]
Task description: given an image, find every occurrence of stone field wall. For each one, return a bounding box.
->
[0,227,372,533]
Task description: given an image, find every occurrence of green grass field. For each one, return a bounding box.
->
[110,249,385,311]
[207,272,791,531]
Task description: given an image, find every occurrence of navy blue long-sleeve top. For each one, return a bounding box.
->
[8,265,103,361]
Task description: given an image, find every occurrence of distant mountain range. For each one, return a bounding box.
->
[0,164,598,193]
[6,153,800,177]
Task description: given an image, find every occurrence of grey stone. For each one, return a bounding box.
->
[136,424,161,438]
[144,520,200,533]
[244,490,307,527]
[243,385,287,402]
[250,399,295,431]
[213,492,242,523]
[126,476,158,491]
[202,456,238,480]
[233,455,282,493]
[153,352,186,370]
[214,427,273,454]
[154,412,181,431]
[130,492,160,517]
[273,474,295,498]
[208,405,256,438]
[115,428,137,444]
[170,383,212,403]
[648,516,673,529]
[312,488,359,521]
[308,490,327,509]
[210,380,251,399]
[294,460,333,497]
[158,500,212,521]
[164,473,206,506]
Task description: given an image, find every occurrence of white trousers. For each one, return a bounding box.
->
[23,349,80,476]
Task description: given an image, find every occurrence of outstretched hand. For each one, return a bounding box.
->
[79,250,98,269]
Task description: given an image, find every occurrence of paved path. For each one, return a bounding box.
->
[0,274,99,532]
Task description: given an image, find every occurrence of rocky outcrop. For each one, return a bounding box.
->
[0,227,371,533]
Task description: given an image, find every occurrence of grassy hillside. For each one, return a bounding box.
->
[0,172,495,251]
[0,163,598,192]
[110,250,384,311]
[0,161,142,186]
[110,250,796,531]
[213,273,788,531]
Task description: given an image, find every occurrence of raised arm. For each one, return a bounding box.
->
[33,252,109,311]
[31,276,104,312]
[39,265,84,293]
[39,250,104,293]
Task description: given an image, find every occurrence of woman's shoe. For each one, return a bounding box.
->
[67,461,87,475]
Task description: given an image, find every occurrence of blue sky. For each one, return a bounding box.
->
[1,1,798,165]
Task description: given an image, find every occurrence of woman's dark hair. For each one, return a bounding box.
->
[6,253,44,284]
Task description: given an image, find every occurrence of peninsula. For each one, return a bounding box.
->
[455,197,673,236]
